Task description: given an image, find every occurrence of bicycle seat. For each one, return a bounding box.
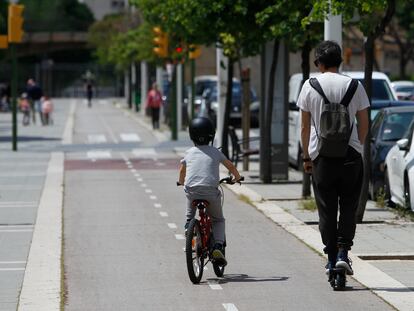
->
[192,200,209,209]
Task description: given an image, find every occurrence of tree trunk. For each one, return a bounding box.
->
[262,40,280,184]
[356,35,374,223]
[221,60,234,158]
[356,0,395,223]
[301,40,312,198]
[399,51,407,80]
[239,60,251,171]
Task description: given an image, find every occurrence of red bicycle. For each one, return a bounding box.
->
[182,176,243,284]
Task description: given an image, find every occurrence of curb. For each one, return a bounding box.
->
[226,184,414,311]
[18,152,64,311]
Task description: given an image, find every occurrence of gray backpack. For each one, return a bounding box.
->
[309,78,359,158]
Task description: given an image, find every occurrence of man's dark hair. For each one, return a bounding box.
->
[314,40,343,68]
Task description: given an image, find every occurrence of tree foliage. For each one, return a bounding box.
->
[21,0,95,32]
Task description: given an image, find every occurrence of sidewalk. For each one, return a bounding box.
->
[124,105,414,310]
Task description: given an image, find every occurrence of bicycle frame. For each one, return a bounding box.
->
[192,200,212,254]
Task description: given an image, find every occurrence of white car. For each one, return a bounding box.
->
[288,71,398,168]
[391,80,414,101]
[385,121,414,211]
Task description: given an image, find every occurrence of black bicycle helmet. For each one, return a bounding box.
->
[189,117,215,145]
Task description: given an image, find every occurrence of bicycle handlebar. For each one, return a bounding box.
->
[219,176,244,185]
[176,176,244,186]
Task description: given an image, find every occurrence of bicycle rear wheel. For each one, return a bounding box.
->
[212,247,225,277]
[185,219,204,284]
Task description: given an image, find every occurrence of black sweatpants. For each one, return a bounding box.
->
[151,107,160,129]
[312,147,363,257]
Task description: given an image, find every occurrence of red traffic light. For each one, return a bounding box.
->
[175,46,183,53]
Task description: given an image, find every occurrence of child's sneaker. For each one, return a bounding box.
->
[336,248,353,275]
[212,243,227,266]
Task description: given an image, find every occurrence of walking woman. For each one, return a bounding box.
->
[146,83,163,129]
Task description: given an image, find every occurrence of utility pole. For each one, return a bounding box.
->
[8,3,25,151]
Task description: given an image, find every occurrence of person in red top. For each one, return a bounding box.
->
[146,83,163,129]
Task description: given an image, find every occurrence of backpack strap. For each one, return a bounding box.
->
[340,79,359,107]
[309,78,330,104]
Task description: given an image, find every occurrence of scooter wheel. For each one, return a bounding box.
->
[334,273,346,290]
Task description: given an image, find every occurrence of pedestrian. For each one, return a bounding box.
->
[19,92,30,126]
[0,83,10,111]
[146,83,163,129]
[178,117,242,265]
[26,78,44,125]
[41,96,53,125]
[86,82,93,107]
[297,40,369,276]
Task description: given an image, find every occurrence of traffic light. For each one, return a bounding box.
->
[152,27,168,58]
[8,4,25,43]
[0,35,8,49]
[189,45,201,59]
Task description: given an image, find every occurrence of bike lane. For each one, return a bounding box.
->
[63,101,394,310]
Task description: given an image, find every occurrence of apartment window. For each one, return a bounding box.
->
[111,0,125,9]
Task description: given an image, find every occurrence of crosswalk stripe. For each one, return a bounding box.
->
[86,150,112,159]
[120,133,141,142]
[87,134,107,144]
[132,148,157,158]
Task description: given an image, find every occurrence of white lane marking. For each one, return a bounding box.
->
[62,101,76,145]
[154,203,162,208]
[167,223,177,229]
[0,229,33,233]
[130,169,137,173]
[0,268,25,271]
[99,116,119,143]
[87,134,107,144]
[145,189,152,193]
[120,133,141,142]
[150,195,157,200]
[86,150,112,159]
[134,173,140,177]
[175,234,185,240]
[208,281,223,290]
[141,183,147,187]
[159,212,168,217]
[0,202,37,208]
[137,178,143,182]
[223,303,239,311]
[132,148,157,158]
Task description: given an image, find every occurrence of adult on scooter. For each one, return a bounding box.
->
[297,40,369,277]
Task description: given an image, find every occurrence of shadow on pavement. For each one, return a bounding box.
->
[208,274,289,284]
[0,136,60,142]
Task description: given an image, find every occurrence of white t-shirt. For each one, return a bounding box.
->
[297,72,370,160]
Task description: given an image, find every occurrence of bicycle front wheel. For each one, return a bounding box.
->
[185,219,204,284]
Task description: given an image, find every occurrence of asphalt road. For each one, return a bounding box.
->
[63,100,393,311]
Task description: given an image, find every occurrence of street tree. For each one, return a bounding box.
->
[305,0,396,222]
[256,1,323,183]
[133,0,269,157]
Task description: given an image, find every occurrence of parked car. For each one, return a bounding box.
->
[369,106,414,198]
[384,120,414,211]
[391,81,414,101]
[186,75,259,127]
[288,71,402,168]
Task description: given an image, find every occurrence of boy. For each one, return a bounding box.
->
[178,117,241,265]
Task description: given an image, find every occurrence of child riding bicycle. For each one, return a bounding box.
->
[178,117,241,265]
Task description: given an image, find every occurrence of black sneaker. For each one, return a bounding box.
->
[336,249,353,275]
[212,243,227,266]
[325,260,336,276]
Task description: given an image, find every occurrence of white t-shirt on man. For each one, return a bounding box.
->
[297,72,370,160]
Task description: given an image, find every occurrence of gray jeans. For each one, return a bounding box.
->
[185,186,225,244]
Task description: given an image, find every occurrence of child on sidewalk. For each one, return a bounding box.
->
[41,96,53,125]
[19,93,30,126]
[178,117,241,265]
